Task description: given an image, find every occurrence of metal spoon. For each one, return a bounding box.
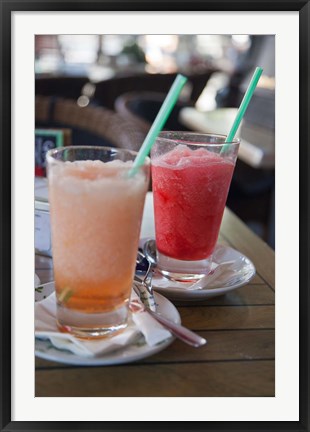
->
[132,282,207,347]
[135,250,157,311]
[143,239,157,267]
[141,241,157,298]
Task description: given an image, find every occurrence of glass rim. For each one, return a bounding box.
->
[156,131,240,147]
[46,145,150,166]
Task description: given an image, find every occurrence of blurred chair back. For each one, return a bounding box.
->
[35,96,146,151]
[115,91,193,132]
[93,71,216,110]
[35,70,216,111]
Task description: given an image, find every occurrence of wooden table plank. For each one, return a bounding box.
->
[147,329,275,363]
[35,329,274,370]
[221,208,275,289]
[177,284,275,307]
[35,360,275,397]
[179,305,274,330]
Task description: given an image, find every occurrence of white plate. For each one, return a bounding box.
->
[151,244,256,301]
[35,290,179,366]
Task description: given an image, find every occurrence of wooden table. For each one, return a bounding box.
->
[35,193,275,397]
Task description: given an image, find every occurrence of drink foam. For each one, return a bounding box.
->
[152,144,232,170]
[50,159,146,196]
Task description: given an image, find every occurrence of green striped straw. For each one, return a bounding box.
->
[221,67,263,153]
[128,74,188,176]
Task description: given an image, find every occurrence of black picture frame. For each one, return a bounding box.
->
[1,1,309,431]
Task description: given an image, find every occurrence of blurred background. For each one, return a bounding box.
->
[35,34,275,248]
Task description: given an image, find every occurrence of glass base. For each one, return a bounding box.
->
[56,302,128,339]
[157,251,213,282]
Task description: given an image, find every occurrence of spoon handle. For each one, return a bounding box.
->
[146,309,207,348]
[133,277,157,312]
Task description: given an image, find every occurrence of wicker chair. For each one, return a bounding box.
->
[35,95,147,151]
[114,91,193,132]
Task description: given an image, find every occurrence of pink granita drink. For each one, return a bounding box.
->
[46,146,150,338]
[151,132,239,281]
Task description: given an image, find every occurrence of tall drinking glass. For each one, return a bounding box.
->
[151,132,239,282]
[46,146,150,338]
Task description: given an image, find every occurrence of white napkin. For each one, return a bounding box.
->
[35,292,171,357]
[34,273,41,288]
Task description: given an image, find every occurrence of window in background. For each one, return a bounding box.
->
[35,34,248,80]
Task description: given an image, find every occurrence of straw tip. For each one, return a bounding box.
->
[175,73,188,87]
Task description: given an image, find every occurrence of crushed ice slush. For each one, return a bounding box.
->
[48,156,149,336]
[152,145,235,261]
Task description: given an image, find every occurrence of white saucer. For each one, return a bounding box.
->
[151,244,256,301]
[35,289,179,366]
